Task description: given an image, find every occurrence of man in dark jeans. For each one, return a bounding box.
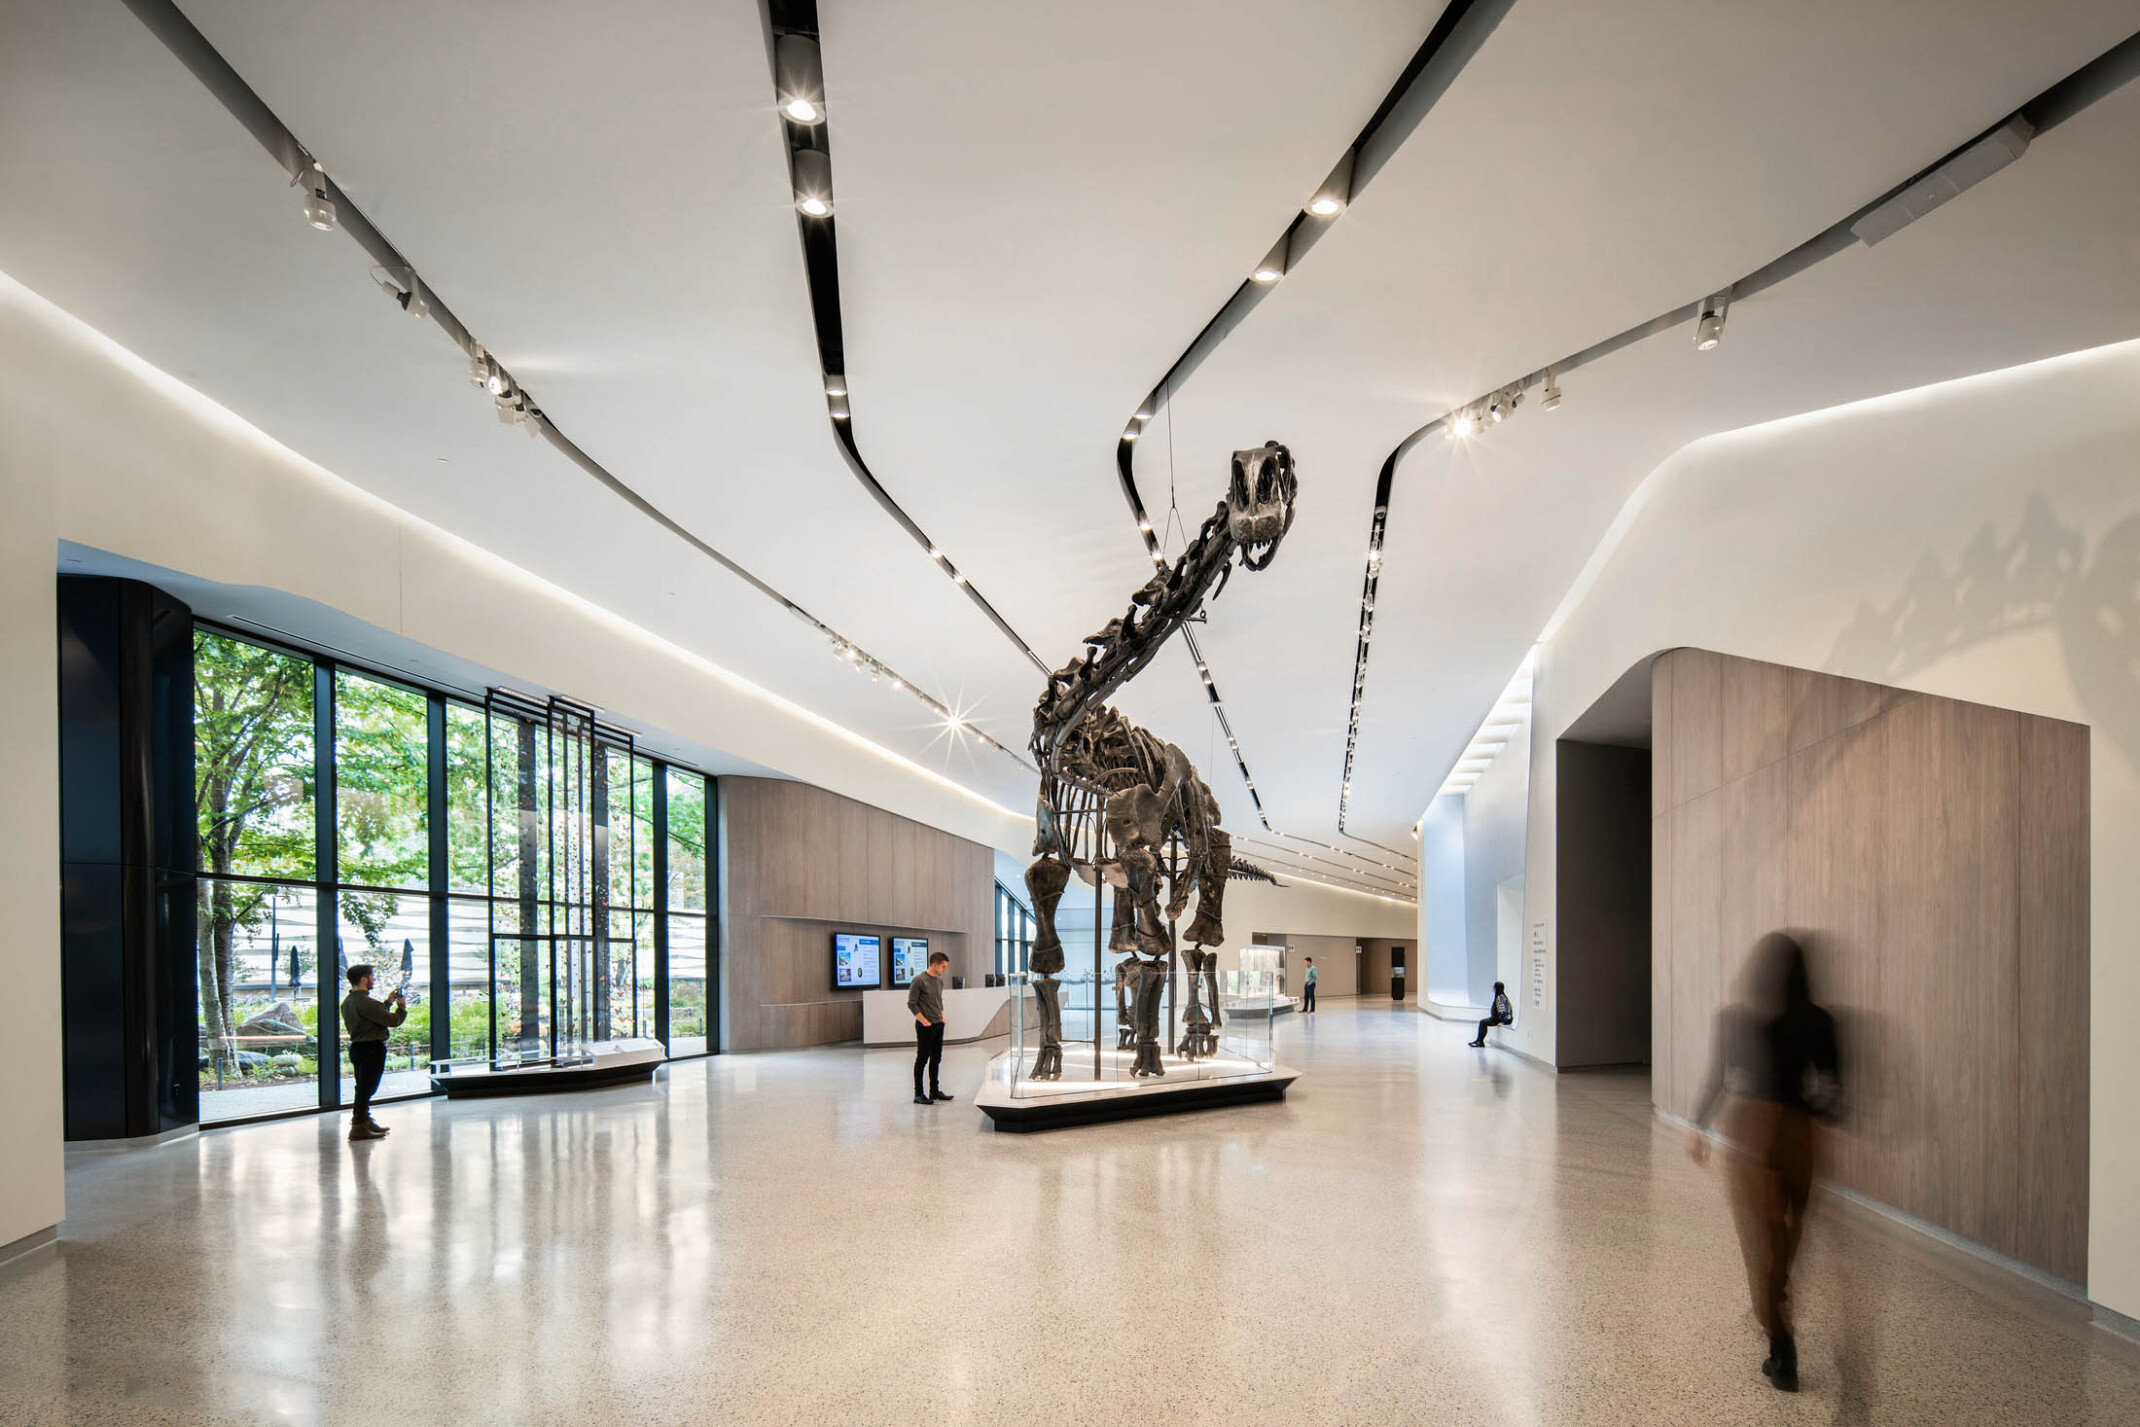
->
[907,950,953,1105]
[341,964,407,1141]
[1470,981,1514,1047]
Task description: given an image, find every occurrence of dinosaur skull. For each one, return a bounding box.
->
[1227,441,1298,570]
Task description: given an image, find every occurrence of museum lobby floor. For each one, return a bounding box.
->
[3,1000,2135,1426]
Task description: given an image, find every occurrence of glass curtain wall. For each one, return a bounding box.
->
[192,626,719,1125]
[995,883,1034,977]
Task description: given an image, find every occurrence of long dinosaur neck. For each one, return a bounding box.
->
[1033,500,1237,765]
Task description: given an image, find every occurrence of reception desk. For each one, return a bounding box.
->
[862,984,1029,1047]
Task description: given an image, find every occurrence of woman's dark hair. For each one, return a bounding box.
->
[1746,932,1812,1014]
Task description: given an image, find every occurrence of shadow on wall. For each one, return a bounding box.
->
[1826,498,2140,767]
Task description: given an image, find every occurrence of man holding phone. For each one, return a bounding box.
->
[341,964,407,1141]
[906,950,953,1105]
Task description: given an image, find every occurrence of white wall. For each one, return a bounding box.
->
[0,275,1032,1249]
[1517,337,2140,1315]
[1227,875,1416,944]
[1417,797,1467,1001]
[1462,710,1531,1006]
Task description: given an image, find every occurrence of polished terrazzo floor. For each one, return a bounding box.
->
[4,1000,2135,1426]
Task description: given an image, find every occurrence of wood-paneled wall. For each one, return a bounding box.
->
[719,777,995,1052]
[1652,649,2089,1283]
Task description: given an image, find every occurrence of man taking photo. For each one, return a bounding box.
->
[341,964,407,1141]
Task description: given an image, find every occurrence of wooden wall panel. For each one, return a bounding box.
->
[720,777,996,1053]
[1651,649,2089,1284]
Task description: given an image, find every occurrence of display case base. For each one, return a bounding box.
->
[975,1049,1300,1132]
[430,1037,666,1099]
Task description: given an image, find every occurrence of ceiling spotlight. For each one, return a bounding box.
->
[375,267,428,319]
[299,161,335,231]
[1488,396,1505,424]
[1137,520,1152,533]
[792,149,833,217]
[1542,370,1562,410]
[828,392,851,421]
[467,344,488,388]
[824,374,846,397]
[952,571,968,585]
[927,546,943,560]
[1696,293,1729,350]
[1124,427,1140,442]
[1449,410,1475,439]
[775,35,827,126]
[486,362,511,399]
[1249,235,1290,284]
[1305,150,1355,218]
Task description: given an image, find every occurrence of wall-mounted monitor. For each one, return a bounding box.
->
[890,936,930,988]
[833,932,881,990]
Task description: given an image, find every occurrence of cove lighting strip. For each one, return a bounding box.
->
[116,0,1030,776]
[1333,29,2140,833]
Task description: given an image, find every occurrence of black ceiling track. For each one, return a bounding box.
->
[763,0,1050,679]
[115,0,1035,774]
[1103,1,1520,868]
[1334,24,2140,832]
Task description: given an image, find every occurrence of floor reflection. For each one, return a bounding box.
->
[2,1000,2135,1425]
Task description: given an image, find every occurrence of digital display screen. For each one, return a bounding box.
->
[890,937,930,988]
[833,933,881,989]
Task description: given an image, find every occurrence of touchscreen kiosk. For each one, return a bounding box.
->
[890,936,930,988]
[833,932,881,990]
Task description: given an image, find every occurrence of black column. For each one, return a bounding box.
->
[57,576,197,1141]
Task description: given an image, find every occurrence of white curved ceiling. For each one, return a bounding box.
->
[2,0,2136,879]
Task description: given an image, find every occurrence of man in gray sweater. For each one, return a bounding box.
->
[341,964,407,1141]
[907,950,952,1105]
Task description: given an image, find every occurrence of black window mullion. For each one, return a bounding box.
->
[426,695,449,1069]
[313,661,338,1112]
[652,763,669,1049]
[707,775,722,1054]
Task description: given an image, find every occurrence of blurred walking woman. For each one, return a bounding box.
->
[1688,932,1842,1393]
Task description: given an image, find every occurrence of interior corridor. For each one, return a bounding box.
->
[4,1000,2132,1426]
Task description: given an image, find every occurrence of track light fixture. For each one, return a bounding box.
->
[374,266,428,320]
[775,35,826,126]
[1249,234,1289,284]
[1449,409,1475,439]
[1542,370,1562,410]
[298,160,335,231]
[1305,150,1356,218]
[1695,293,1729,350]
[824,374,846,397]
[467,344,488,388]
[793,149,833,217]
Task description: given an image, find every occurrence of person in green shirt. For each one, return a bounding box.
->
[1302,957,1317,1014]
[340,964,407,1141]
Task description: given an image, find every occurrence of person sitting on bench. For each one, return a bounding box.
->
[1470,982,1514,1047]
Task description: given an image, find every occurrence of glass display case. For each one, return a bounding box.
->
[996,953,1276,1101]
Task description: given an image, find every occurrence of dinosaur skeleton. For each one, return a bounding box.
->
[1023,441,1298,1080]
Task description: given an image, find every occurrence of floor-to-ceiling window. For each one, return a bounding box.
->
[192,626,720,1126]
[663,768,711,1055]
